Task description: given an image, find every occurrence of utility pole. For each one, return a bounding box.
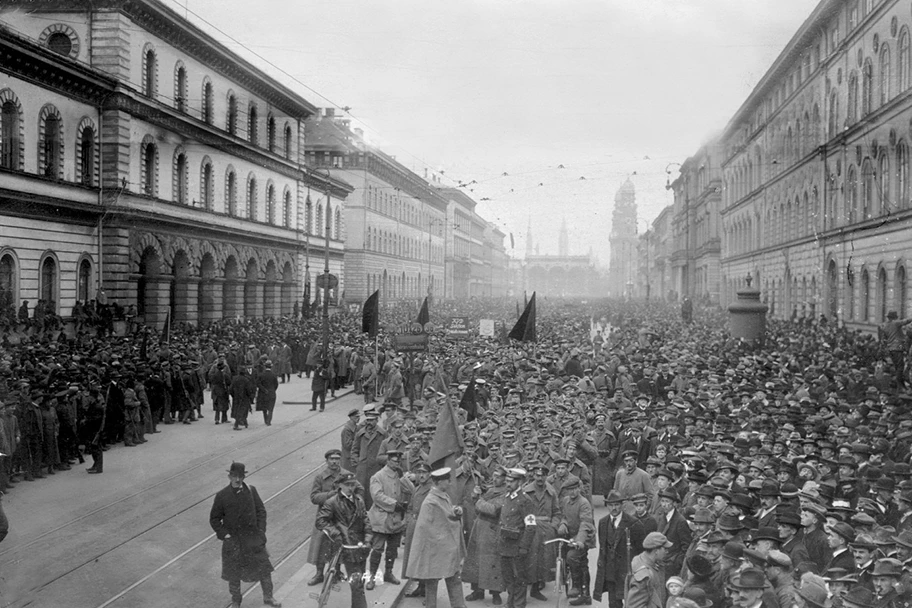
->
[322,174,331,360]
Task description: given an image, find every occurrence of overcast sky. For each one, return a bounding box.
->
[172,0,820,263]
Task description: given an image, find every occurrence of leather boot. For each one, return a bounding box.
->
[383,562,400,585]
[569,570,591,605]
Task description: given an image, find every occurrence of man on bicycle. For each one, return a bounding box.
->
[316,472,371,608]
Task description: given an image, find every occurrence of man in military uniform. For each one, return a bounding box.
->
[351,407,386,509]
[559,477,596,606]
[626,531,671,608]
[308,449,351,586]
[615,450,654,514]
[495,468,536,608]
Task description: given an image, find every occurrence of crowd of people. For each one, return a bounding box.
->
[305,298,912,608]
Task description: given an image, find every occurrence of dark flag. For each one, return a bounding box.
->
[416,296,430,327]
[459,375,477,422]
[516,300,520,318]
[524,291,528,308]
[508,291,537,342]
[161,309,171,344]
[429,397,464,469]
[362,290,380,337]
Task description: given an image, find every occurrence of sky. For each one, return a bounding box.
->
[170,0,821,263]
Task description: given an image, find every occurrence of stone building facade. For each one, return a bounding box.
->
[0,0,348,326]
[608,179,638,297]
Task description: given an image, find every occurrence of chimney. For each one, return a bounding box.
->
[325,108,335,118]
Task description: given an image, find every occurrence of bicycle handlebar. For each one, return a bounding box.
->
[340,543,366,549]
[544,538,575,545]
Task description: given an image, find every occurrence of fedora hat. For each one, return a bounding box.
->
[730,568,766,589]
[228,462,247,477]
[841,587,875,608]
[750,526,782,543]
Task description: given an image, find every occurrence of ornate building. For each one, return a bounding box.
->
[608,178,638,296]
[0,0,348,326]
[519,226,605,297]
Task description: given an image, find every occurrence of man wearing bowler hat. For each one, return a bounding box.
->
[209,462,282,608]
[730,568,777,608]
[594,489,647,608]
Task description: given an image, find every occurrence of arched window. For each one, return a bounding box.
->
[267,115,277,152]
[200,159,214,210]
[40,107,62,179]
[901,29,911,92]
[335,207,341,240]
[862,158,875,219]
[283,191,292,228]
[143,46,157,97]
[861,268,871,321]
[202,79,213,124]
[862,59,874,116]
[78,123,96,187]
[284,124,293,159]
[141,138,158,196]
[898,141,909,208]
[848,72,859,124]
[0,253,16,307]
[266,184,276,225]
[227,93,237,135]
[880,45,891,105]
[173,149,188,204]
[40,256,58,312]
[847,164,858,223]
[226,170,237,216]
[305,198,313,234]
[174,63,187,112]
[1,98,20,170]
[246,175,257,220]
[878,267,888,321]
[248,104,258,145]
[828,90,838,139]
[77,258,92,302]
[316,203,324,236]
[879,149,890,214]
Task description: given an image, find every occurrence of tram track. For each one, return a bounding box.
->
[3,392,353,608]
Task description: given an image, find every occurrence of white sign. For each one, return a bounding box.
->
[479,319,495,337]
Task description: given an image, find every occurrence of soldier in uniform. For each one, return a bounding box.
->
[316,472,371,608]
[615,450,654,514]
[626,531,671,608]
[524,462,563,602]
[307,449,352,586]
[365,450,414,590]
[559,477,596,606]
[496,468,536,608]
[351,407,386,509]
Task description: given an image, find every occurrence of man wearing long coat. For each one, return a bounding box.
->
[209,462,282,608]
[351,411,386,509]
[208,360,232,425]
[593,490,647,608]
[405,467,467,608]
[464,468,508,602]
[229,367,256,430]
[590,417,617,501]
[366,450,414,588]
[307,449,351,586]
[254,362,279,426]
[524,464,564,600]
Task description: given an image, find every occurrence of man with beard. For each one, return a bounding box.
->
[307,449,351,586]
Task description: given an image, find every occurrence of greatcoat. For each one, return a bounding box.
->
[463,484,508,592]
[367,465,414,534]
[209,482,274,582]
[307,465,352,565]
[405,485,466,580]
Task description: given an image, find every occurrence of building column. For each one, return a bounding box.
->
[143,274,171,327]
[223,280,241,320]
[245,281,263,318]
[263,282,280,318]
[199,278,223,324]
[173,277,199,326]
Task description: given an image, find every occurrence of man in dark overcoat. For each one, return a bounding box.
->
[255,360,279,426]
[593,490,646,608]
[230,367,256,430]
[209,462,282,608]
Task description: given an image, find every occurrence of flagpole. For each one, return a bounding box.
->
[374,336,379,403]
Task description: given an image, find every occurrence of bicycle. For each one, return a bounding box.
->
[544,537,575,608]
[310,535,368,608]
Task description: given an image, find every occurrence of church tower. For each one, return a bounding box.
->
[609,178,638,296]
[558,218,569,256]
[525,218,534,257]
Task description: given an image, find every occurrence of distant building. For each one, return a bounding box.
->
[608,179,638,297]
[520,225,604,297]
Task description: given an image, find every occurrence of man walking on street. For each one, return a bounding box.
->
[209,462,282,608]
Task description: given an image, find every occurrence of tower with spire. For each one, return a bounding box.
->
[525,218,534,258]
[558,218,569,257]
[609,178,638,296]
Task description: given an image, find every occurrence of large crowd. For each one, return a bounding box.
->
[5,295,912,608]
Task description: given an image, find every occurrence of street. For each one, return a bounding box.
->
[0,378,362,608]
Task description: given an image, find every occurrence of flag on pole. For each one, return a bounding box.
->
[362,290,380,337]
[416,296,430,327]
[161,309,171,344]
[508,291,537,342]
[429,397,465,469]
[459,375,477,422]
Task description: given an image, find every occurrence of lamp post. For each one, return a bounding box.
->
[321,171,331,360]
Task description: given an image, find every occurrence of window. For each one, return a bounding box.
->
[828,90,838,138]
[284,124,292,159]
[848,73,859,123]
[143,47,157,97]
[78,124,95,186]
[248,104,258,145]
[247,175,257,220]
[201,159,213,209]
[202,79,213,124]
[141,139,158,196]
[283,191,292,228]
[266,184,276,224]
[1,99,20,170]
[0,253,16,307]
[880,45,891,105]
[847,165,858,223]
[227,170,237,215]
[174,64,187,112]
[77,259,92,302]
[861,269,871,321]
[227,93,237,135]
[48,32,72,56]
[335,207,341,240]
[41,109,62,179]
[849,2,859,29]
[862,159,875,218]
[267,115,276,152]
[879,150,890,214]
[898,141,909,208]
[901,29,911,93]
[862,59,874,116]
[316,203,323,235]
[40,256,57,312]
[305,198,313,234]
[173,149,188,204]
[899,266,908,318]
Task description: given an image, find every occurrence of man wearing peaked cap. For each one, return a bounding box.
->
[365,449,414,590]
[525,452,563,602]
[825,522,857,574]
[615,449,655,514]
[557,474,596,606]
[307,448,352,586]
[625,532,672,608]
[487,464,535,608]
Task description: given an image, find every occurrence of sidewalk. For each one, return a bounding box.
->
[275,556,408,608]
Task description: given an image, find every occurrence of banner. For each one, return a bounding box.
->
[446,316,471,339]
[479,319,495,337]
